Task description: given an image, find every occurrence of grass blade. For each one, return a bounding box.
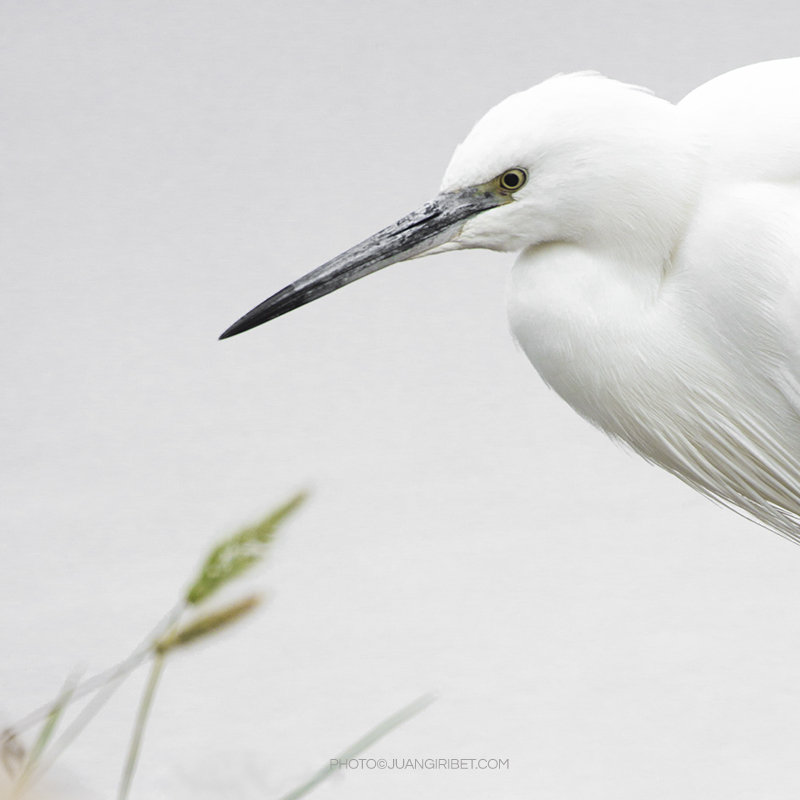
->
[278,693,436,800]
[9,600,184,739]
[13,674,79,793]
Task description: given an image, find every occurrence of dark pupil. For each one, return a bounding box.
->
[503,172,520,188]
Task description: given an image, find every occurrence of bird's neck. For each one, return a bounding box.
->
[557,94,703,285]
[506,104,704,432]
[508,239,686,443]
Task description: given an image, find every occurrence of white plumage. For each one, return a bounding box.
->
[223,58,800,543]
[495,62,800,541]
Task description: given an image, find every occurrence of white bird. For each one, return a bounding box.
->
[221,58,800,544]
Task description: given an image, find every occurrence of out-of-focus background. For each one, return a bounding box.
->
[3,1,800,797]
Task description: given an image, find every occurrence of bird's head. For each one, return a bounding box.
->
[220,73,696,339]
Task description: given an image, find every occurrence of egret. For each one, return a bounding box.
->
[221,58,800,544]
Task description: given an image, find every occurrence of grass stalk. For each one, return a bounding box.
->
[117,653,166,800]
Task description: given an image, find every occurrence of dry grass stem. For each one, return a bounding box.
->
[0,731,25,779]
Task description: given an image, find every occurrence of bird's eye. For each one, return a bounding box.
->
[498,168,528,193]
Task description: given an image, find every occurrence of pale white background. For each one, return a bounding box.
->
[3,2,800,798]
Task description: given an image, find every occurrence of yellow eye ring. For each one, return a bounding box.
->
[498,168,528,193]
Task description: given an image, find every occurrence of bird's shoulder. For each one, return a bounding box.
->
[678,58,800,185]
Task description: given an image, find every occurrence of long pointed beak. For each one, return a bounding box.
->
[219,186,505,339]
